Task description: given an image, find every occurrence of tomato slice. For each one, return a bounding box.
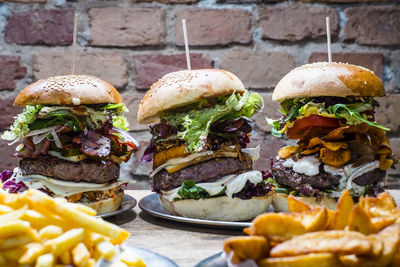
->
[287,115,339,139]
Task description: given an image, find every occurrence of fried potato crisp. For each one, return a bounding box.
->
[259,253,342,267]
[330,190,354,230]
[320,147,351,167]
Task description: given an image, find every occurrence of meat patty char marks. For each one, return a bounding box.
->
[20,155,119,183]
[153,157,252,191]
[271,160,340,189]
[353,168,386,186]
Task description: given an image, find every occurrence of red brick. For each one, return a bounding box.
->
[308,52,383,78]
[33,52,128,89]
[0,96,23,131]
[134,53,213,90]
[175,9,252,46]
[132,0,197,3]
[0,55,26,91]
[375,95,400,134]
[5,9,73,46]
[260,5,338,41]
[220,50,295,89]
[89,8,166,47]
[0,139,19,171]
[344,6,400,46]
[386,51,400,94]
[120,91,149,132]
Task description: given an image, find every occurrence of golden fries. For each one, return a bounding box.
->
[0,188,137,266]
[225,190,400,266]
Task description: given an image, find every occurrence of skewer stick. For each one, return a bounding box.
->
[326,17,332,63]
[72,13,78,74]
[182,19,191,71]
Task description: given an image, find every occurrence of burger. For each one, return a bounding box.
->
[137,69,272,221]
[1,75,138,214]
[266,62,397,211]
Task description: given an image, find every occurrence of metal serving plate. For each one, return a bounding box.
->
[99,245,178,267]
[97,194,137,218]
[195,252,227,267]
[138,194,253,229]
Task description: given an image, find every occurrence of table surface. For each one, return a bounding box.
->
[106,190,243,267]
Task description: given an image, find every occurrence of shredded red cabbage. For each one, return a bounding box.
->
[232,180,272,200]
[0,169,13,183]
[3,179,28,193]
[139,138,155,163]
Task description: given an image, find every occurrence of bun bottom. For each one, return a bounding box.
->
[84,190,124,215]
[159,194,272,221]
[272,192,337,212]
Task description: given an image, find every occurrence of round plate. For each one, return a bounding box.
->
[100,245,178,267]
[97,194,137,218]
[195,252,227,267]
[138,194,252,229]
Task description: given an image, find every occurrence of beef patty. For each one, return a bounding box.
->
[19,155,119,183]
[271,159,386,189]
[153,157,252,191]
[271,160,340,189]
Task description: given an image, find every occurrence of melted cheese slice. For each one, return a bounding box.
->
[48,150,87,162]
[11,168,133,197]
[161,171,263,201]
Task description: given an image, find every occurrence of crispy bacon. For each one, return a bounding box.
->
[78,130,111,157]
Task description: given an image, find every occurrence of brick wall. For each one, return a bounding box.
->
[0,0,399,188]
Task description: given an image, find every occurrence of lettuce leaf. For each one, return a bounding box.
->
[267,97,389,137]
[112,116,129,131]
[175,180,227,200]
[161,91,263,152]
[1,105,42,141]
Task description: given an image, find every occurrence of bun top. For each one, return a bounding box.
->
[14,75,122,106]
[272,62,385,102]
[137,69,245,124]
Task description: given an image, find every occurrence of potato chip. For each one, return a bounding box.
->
[278,146,301,159]
[320,148,351,167]
[269,230,372,257]
[308,138,348,151]
[324,124,369,141]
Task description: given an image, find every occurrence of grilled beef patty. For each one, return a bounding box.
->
[271,159,386,189]
[153,157,252,192]
[271,159,340,189]
[19,155,119,183]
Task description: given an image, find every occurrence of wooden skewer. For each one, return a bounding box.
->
[182,19,191,71]
[326,17,332,63]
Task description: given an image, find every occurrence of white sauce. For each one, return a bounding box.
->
[283,156,320,176]
[162,171,263,201]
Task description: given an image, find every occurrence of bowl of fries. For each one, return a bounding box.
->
[0,188,147,267]
[219,190,400,267]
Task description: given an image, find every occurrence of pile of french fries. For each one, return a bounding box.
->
[0,188,144,267]
[224,190,400,266]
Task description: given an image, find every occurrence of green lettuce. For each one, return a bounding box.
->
[112,116,129,131]
[267,97,389,137]
[175,180,227,201]
[161,91,263,152]
[1,105,42,140]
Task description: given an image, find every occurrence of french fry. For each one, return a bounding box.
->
[72,242,90,267]
[288,195,313,213]
[0,228,38,249]
[90,232,108,245]
[86,258,96,267]
[2,246,26,262]
[120,250,147,267]
[0,205,26,223]
[26,190,129,244]
[0,253,6,265]
[38,225,63,240]
[94,240,117,261]
[65,201,97,216]
[223,236,269,264]
[371,216,397,231]
[0,204,13,214]
[59,251,72,265]
[35,253,55,267]
[300,207,327,232]
[0,219,31,238]
[347,200,377,235]
[23,209,68,230]
[19,242,48,265]
[45,228,85,256]
[330,189,354,230]
[258,253,342,267]
[270,230,372,257]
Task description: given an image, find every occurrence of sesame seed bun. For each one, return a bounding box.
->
[14,75,122,106]
[137,69,246,124]
[272,62,385,102]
